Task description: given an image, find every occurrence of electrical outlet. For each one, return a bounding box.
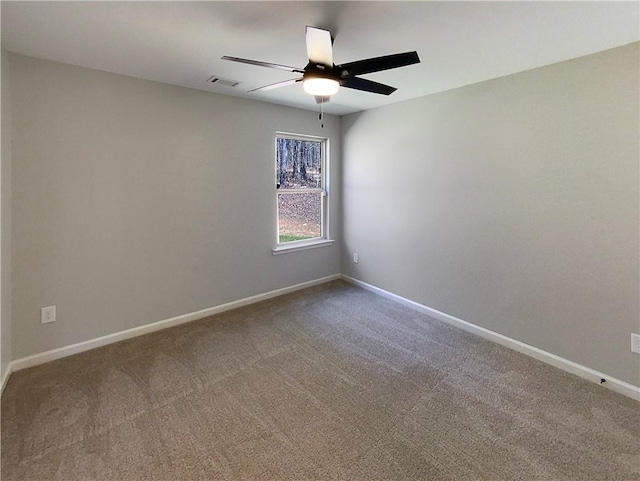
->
[41,305,56,324]
[353,253,359,264]
[632,333,640,355]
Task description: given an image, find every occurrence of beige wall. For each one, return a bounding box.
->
[9,54,341,359]
[341,43,640,386]
[1,49,12,379]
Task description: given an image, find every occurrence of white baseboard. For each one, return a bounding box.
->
[1,362,11,394]
[9,274,340,374]
[6,272,639,402]
[341,275,640,402]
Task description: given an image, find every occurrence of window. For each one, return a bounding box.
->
[275,133,330,251]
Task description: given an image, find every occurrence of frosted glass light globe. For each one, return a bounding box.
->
[303,78,339,96]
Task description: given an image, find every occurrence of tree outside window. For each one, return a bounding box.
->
[276,135,327,244]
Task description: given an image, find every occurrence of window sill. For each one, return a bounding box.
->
[272,239,335,255]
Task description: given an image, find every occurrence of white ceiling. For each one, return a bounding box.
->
[2,1,638,116]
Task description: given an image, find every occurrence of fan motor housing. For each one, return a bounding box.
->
[303,63,344,83]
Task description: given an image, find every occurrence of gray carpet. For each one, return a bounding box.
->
[2,280,639,480]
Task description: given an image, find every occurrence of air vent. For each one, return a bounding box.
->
[207,76,241,88]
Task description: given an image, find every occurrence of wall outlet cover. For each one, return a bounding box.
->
[632,333,640,354]
[41,305,56,324]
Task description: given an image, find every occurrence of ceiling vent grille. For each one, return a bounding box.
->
[207,76,241,88]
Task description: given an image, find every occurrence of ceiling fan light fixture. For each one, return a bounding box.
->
[303,77,339,96]
[222,26,420,101]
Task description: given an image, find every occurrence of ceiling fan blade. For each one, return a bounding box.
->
[339,51,420,76]
[306,26,333,66]
[248,78,302,93]
[221,56,304,74]
[341,77,397,95]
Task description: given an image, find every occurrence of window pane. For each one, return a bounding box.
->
[276,138,322,189]
[278,191,322,242]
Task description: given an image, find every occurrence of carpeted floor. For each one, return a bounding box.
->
[2,280,639,480]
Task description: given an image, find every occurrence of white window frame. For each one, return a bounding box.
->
[272,132,334,255]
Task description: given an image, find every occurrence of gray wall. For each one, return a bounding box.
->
[341,43,640,386]
[9,54,340,359]
[6,44,640,389]
[1,49,12,378]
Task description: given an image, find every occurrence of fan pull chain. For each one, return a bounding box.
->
[318,99,324,128]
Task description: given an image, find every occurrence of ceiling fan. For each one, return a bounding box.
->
[222,26,420,104]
